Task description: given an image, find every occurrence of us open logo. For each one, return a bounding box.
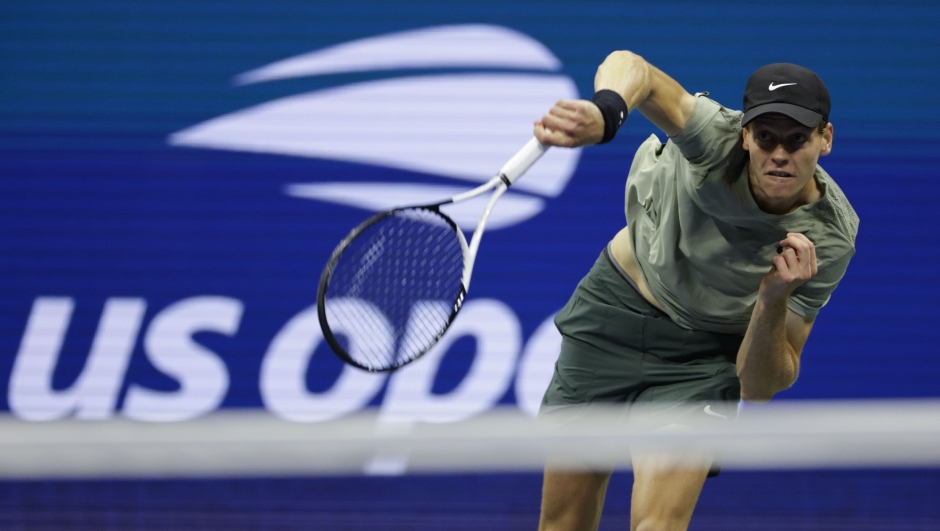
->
[168,24,581,230]
[167,24,579,420]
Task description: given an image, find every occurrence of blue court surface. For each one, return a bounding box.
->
[2,471,940,530]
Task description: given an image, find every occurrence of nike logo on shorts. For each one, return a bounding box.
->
[704,405,728,419]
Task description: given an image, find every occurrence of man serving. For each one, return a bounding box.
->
[533,53,858,531]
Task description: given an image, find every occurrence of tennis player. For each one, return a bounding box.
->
[532,53,858,531]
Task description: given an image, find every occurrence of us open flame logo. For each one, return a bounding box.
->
[167,24,581,230]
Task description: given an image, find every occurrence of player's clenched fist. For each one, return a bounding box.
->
[533,99,605,148]
[760,232,818,300]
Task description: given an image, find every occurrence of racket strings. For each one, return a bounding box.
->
[324,208,465,370]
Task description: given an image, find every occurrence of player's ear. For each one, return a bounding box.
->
[741,126,751,152]
[820,122,833,156]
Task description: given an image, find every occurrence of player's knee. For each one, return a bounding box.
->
[633,511,692,531]
[537,512,587,531]
[633,518,681,531]
[537,505,563,529]
[633,500,695,531]
[538,500,592,531]
[539,470,611,530]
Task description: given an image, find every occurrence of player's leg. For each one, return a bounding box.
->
[624,368,741,531]
[629,430,712,531]
[538,468,612,531]
[538,247,710,531]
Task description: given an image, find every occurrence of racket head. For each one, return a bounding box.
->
[318,206,468,372]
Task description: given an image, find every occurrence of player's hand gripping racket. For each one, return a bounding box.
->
[318,137,549,371]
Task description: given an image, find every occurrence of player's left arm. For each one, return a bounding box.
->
[736,233,818,403]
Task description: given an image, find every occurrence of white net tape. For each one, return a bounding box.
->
[1,400,938,479]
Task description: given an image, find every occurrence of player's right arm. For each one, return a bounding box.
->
[534,51,696,146]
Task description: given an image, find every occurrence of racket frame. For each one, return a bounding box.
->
[318,138,547,371]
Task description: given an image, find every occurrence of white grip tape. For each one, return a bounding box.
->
[498,137,549,185]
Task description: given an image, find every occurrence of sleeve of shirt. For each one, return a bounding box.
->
[669,94,743,174]
[787,249,856,318]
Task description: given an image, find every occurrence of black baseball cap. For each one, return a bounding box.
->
[742,63,830,128]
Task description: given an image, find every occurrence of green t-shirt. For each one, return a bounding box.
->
[626,94,859,334]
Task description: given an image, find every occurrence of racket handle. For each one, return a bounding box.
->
[498,137,549,185]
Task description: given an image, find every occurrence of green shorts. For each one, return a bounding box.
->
[541,247,744,474]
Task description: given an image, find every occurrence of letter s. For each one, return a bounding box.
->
[123,296,242,421]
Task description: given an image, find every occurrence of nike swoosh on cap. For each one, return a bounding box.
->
[768,82,797,91]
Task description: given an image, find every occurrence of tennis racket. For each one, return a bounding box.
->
[317,137,549,372]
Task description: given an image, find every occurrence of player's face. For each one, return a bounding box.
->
[743,114,833,214]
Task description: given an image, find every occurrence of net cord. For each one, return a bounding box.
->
[0,401,938,479]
